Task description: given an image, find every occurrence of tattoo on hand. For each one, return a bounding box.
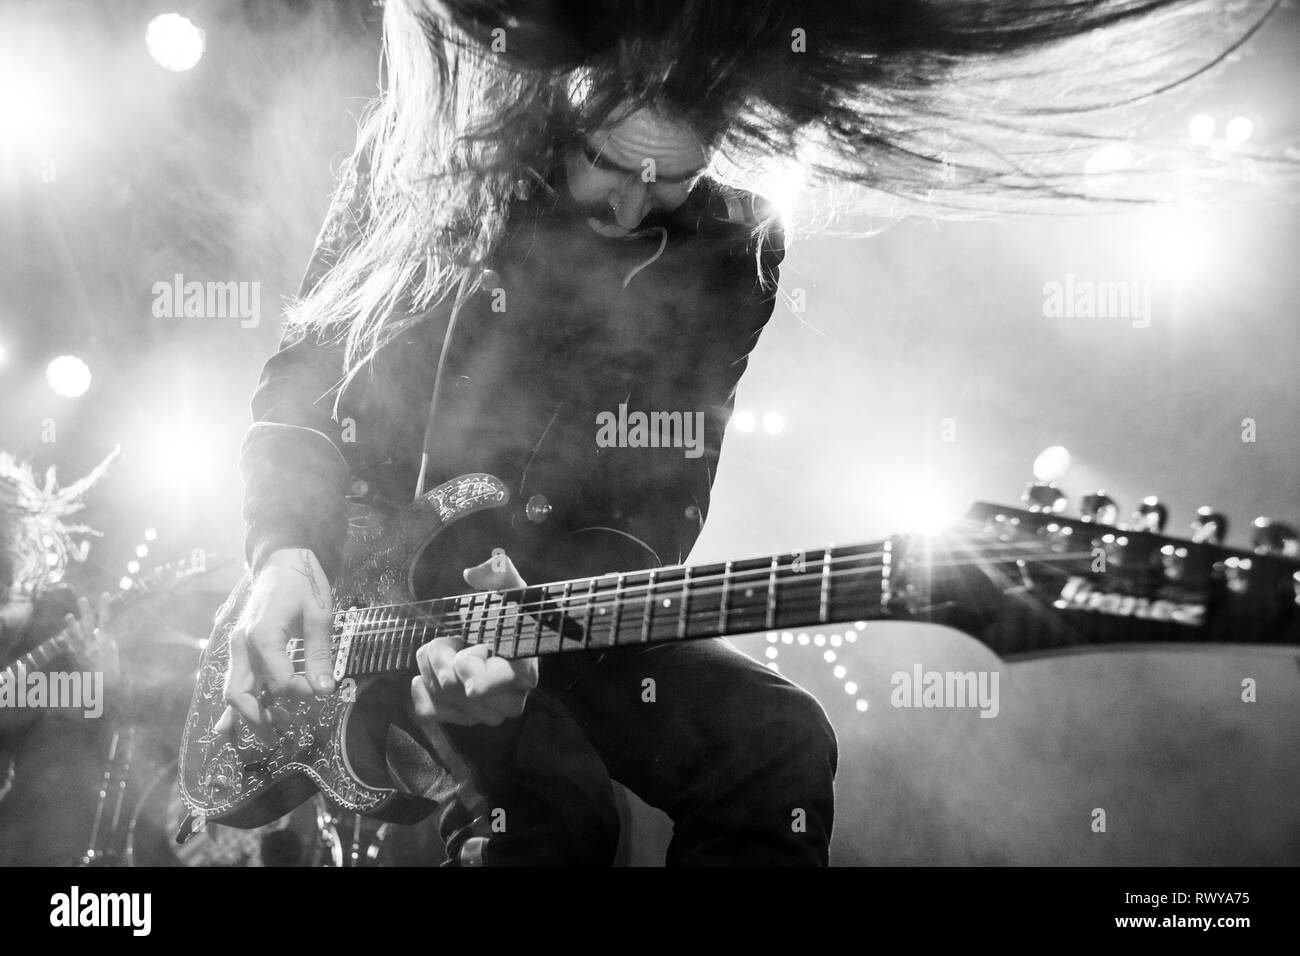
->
[295,549,327,611]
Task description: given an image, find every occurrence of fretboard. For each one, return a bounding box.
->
[327,542,890,678]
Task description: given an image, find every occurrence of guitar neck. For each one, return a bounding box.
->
[0,630,76,687]
[330,542,891,677]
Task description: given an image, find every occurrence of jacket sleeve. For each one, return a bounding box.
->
[239,161,370,585]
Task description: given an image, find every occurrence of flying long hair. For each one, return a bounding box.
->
[287,0,1295,377]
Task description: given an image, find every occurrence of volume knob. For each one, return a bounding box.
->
[1191,507,1229,546]
[1250,518,1299,557]
[1132,496,1168,534]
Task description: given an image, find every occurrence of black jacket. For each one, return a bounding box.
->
[241,179,784,592]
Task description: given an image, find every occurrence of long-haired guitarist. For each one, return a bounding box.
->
[218,0,1294,865]
[0,451,118,863]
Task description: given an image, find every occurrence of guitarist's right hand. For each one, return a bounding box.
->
[216,548,336,740]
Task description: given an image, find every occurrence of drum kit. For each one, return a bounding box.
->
[62,549,442,868]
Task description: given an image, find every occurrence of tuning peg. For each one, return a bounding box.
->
[1190,507,1229,546]
[1022,482,1067,514]
[1250,517,1299,557]
[1079,491,1119,525]
[1132,496,1168,534]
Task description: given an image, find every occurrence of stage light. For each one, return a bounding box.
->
[135,545,148,558]
[762,411,785,435]
[780,632,793,644]
[1187,114,1216,143]
[813,633,825,646]
[833,665,847,679]
[118,577,133,590]
[797,632,810,645]
[144,528,157,541]
[766,632,778,643]
[146,14,205,72]
[824,650,836,663]
[759,161,807,230]
[855,699,869,712]
[844,681,858,695]
[1225,116,1254,144]
[1033,445,1071,483]
[765,646,778,660]
[732,410,756,432]
[0,342,7,364]
[829,634,842,647]
[46,355,91,398]
[126,561,140,574]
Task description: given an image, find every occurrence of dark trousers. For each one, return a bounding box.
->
[424,638,838,866]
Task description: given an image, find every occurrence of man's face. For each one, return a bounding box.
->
[563,107,710,238]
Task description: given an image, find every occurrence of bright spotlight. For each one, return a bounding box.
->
[146,14,205,72]
[762,411,785,435]
[0,342,7,364]
[1225,116,1254,144]
[733,410,756,432]
[759,162,807,230]
[46,355,91,398]
[1032,445,1071,483]
[1187,114,1216,143]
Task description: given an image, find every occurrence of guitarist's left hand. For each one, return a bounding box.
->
[64,592,120,685]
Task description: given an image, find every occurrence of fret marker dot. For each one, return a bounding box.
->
[856,699,869,712]
[744,588,754,598]
[833,665,847,679]
[662,599,672,608]
[844,681,858,694]
[823,650,836,663]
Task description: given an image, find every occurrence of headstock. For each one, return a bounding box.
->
[892,486,1300,655]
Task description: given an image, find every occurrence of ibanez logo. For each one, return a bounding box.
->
[1055,576,1204,626]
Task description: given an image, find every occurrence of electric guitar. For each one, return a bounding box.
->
[177,474,1300,834]
[0,552,215,694]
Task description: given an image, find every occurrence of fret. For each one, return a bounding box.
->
[676,566,693,639]
[582,578,597,651]
[483,594,503,656]
[773,548,826,630]
[608,573,625,649]
[519,586,544,657]
[708,555,768,635]
[647,567,686,644]
[641,569,657,643]
[825,543,883,623]
[766,556,778,629]
[584,575,619,650]
[536,583,567,656]
[717,561,732,635]
[820,548,833,623]
[497,595,519,659]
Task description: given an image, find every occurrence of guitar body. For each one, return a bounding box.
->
[179,474,515,829]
